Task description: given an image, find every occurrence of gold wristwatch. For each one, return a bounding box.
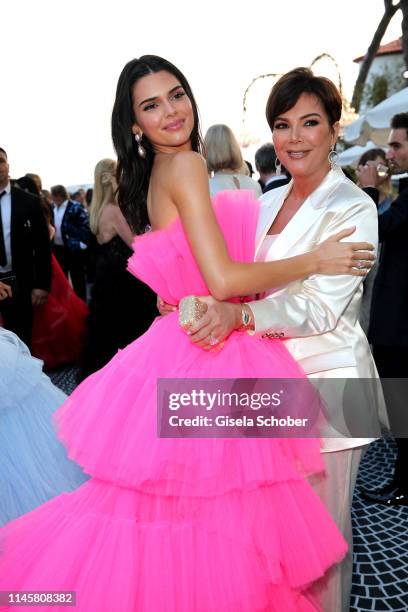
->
[240,304,252,330]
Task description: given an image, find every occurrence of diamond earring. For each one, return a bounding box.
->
[328,146,339,170]
[275,158,282,176]
[134,133,146,159]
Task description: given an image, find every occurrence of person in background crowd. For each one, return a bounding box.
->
[356,148,393,333]
[83,186,98,287]
[15,176,54,238]
[255,142,291,193]
[15,176,88,369]
[78,158,157,381]
[0,322,87,527]
[205,124,262,197]
[25,173,43,195]
[72,188,87,208]
[357,148,393,213]
[244,159,254,177]
[357,112,408,506]
[51,184,91,300]
[85,188,93,210]
[42,188,53,207]
[0,147,51,347]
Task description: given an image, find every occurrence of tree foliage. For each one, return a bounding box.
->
[401,0,408,73]
[351,0,401,112]
[361,61,406,108]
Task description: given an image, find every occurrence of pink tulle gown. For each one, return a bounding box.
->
[0,192,346,611]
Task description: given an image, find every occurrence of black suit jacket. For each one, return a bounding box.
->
[262,176,291,194]
[10,186,51,292]
[365,180,408,346]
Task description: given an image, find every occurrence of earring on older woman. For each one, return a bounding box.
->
[135,133,146,159]
[275,158,282,176]
[328,146,339,170]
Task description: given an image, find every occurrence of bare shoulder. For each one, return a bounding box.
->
[168,150,207,176]
[98,202,117,223]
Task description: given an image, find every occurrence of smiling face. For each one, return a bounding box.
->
[131,70,195,155]
[271,93,339,183]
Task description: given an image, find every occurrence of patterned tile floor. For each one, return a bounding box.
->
[351,439,408,611]
[49,367,408,612]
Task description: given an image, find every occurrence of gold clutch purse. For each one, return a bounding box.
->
[179,296,208,330]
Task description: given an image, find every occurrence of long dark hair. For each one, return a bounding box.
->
[111,55,204,234]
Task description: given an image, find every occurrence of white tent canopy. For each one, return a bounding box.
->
[343,88,408,146]
[338,141,384,168]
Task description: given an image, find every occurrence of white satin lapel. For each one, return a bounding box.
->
[267,199,327,260]
[265,167,345,260]
[255,182,292,257]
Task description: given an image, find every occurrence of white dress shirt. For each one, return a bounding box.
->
[53,200,68,246]
[0,183,12,273]
[264,174,289,188]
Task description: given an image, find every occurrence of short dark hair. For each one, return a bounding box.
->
[255,143,288,176]
[255,143,277,173]
[0,147,7,159]
[51,184,69,200]
[358,148,386,167]
[391,113,408,139]
[266,67,342,131]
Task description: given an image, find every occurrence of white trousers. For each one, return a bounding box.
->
[308,446,364,612]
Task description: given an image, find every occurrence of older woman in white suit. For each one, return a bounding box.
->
[185,68,387,612]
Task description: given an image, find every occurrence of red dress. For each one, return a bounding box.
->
[31,254,88,369]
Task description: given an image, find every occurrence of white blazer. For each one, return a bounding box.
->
[249,166,388,451]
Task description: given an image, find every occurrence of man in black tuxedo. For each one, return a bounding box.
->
[0,147,51,347]
[358,113,408,505]
[255,143,291,193]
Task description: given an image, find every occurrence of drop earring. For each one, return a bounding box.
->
[328,145,339,170]
[135,133,146,159]
[275,158,282,176]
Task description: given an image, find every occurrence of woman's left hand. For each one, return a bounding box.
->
[188,296,241,349]
[356,163,380,189]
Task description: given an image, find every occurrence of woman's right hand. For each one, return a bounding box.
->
[0,281,12,300]
[313,227,375,276]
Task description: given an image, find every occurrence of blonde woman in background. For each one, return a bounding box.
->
[79,159,157,380]
[205,124,262,197]
[88,159,133,244]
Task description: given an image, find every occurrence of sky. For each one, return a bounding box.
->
[2,0,403,188]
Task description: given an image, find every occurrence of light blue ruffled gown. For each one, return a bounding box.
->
[0,329,87,526]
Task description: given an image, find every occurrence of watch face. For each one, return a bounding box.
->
[242,308,250,326]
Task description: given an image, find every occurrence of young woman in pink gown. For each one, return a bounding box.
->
[0,56,374,611]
